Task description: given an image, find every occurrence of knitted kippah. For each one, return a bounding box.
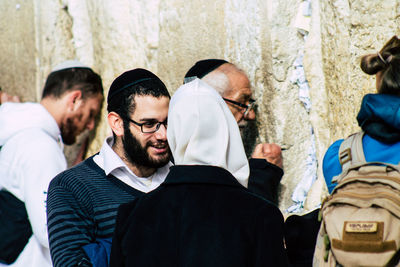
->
[107,68,165,103]
[51,60,90,72]
[183,59,228,83]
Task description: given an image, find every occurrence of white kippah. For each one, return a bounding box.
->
[51,60,90,72]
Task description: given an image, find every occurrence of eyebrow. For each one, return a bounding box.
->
[138,117,167,122]
[237,95,251,102]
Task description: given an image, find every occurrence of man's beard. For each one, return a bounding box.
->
[122,125,171,169]
[61,118,78,145]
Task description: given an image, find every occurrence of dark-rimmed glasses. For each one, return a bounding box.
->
[223,98,256,117]
[126,117,167,133]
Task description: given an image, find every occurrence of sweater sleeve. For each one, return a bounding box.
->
[47,175,93,267]
[247,158,283,204]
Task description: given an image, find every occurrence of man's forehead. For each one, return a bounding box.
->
[133,94,170,104]
[226,72,252,98]
[84,94,103,111]
[132,95,169,118]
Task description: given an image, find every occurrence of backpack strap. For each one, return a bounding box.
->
[338,131,366,171]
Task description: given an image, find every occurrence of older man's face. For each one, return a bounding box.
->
[222,72,256,128]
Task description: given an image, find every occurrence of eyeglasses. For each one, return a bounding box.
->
[222,98,256,117]
[126,117,168,133]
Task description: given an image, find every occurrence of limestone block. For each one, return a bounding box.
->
[320,0,400,143]
[74,0,162,155]
[303,0,330,209]
[262,0,318,213]
[0,1,37,102]
[34,0,76,96]
[158,0,227,93]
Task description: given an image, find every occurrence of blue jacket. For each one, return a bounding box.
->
[323,93,400,193]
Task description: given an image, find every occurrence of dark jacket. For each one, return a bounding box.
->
[248,158,283,204]
[110,165,289,267]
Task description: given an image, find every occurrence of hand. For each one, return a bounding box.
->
[251,143,283,169]
[0,91,20,104]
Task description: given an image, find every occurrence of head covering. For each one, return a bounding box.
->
[107,68,165,103]
[167,79,249,187]
[183,59,228,83]
[51,60,90,72]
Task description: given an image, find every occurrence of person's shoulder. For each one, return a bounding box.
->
[117,198,140,215]
[9,127,58,149]
[2,128,65,170]
[237,187,282,213]
[323,138,345,193]
[249,194,284,224]
[323,139,344,170]
[49,156,99,187]
[325,139,343,156]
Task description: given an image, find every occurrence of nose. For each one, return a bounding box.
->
[154,123,167,140]
[244,108,256,121]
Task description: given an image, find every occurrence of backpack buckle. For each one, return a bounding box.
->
[339,148,352,165]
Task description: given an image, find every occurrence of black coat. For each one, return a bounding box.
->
[110,165,289,267]
[248,158,283,205]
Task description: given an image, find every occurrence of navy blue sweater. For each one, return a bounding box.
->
[46,156,144,267]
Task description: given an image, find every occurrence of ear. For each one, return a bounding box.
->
[66,90,83,112]
[108,112,124,137]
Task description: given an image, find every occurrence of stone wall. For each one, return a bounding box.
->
[1,0,399,214]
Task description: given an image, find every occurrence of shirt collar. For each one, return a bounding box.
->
[99,136,129,176]
[96,136,173,192]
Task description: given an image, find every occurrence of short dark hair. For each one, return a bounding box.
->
[41,67,103,99]
[107,78,170,120]
[360,36,400,96]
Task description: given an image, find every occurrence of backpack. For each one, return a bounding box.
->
[0,189,32,264]
[313,131,400,267]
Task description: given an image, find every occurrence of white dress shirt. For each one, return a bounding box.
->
[93,136,172,193]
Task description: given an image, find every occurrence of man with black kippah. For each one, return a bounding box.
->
[46,68,172,267]
[184,59,283,204]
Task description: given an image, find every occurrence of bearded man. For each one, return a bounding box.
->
[0,61,103,267]
[46,69,171,267]
[184,59,284,204]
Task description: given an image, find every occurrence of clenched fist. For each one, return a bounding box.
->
[251,143,283,169]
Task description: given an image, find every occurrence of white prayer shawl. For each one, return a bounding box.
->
[167,79,249,187]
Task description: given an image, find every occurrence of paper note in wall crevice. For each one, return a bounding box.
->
[293,1,311,33]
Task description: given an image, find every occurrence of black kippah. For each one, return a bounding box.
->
[107,68,163,103]
[184,59,228,83]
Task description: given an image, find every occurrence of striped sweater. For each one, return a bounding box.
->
[46,155,144,267]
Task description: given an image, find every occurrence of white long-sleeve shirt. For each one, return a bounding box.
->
[0,102,66,267]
